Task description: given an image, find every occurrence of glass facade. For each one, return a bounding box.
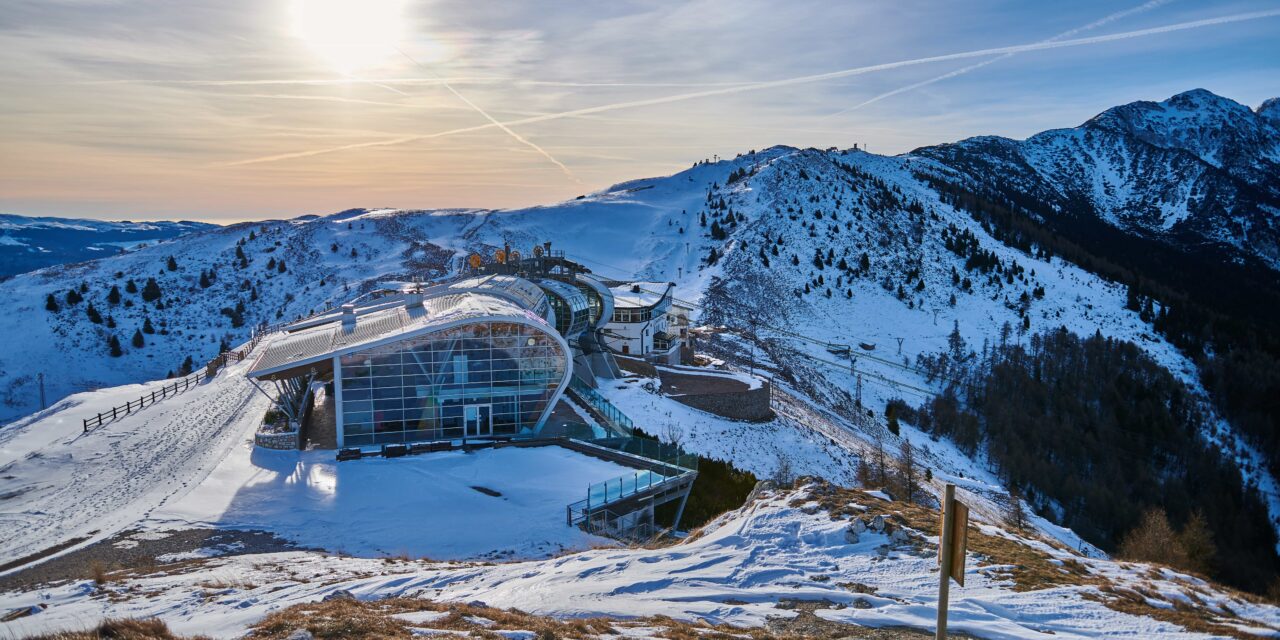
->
[539,280,590,338]
[337,320,568,447]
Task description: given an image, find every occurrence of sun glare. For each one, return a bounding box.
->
[290,0,406,74]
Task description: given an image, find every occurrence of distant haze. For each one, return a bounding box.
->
[1,0,1277,222]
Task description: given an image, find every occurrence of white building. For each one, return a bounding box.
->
[602,281,683,364]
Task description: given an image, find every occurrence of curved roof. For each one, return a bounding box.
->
[248,292,558,379]
[537,279,591,338]
[424,274,550,320]
[575,273,615,330]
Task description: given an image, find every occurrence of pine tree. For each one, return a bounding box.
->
[131,329,145,348]
[142,317,155,334]
[277,259,287,274]
[125,279,138,294]
[45,294,59,312]
[107,285,121,305]
[66,289,82,305]
[266,257,276,270]
[86,303,102,324]
[108,335,123,357]
[166,255,178,271]
[105,315,116,328]
[886,402,900,435]
[199,270,211,288]
[141,277,162,302]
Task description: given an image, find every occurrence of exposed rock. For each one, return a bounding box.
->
[322,589,355,602]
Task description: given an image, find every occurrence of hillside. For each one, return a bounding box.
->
[0,214,215,280]
[1,89,1277,596]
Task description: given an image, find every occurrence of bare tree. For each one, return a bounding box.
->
[1004,485,1029,531]
[772,452,795,487]
[898,441,920,504]
[871,432,888,488]
[661,420,684,449]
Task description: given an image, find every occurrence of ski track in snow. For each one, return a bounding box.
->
[0,357,268,568]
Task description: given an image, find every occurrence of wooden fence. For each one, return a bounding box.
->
[81,328,269,433]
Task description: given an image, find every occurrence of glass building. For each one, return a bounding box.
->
[336,321,567,447]
[248,277,572,449]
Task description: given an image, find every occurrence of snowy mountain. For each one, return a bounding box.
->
[0,214,215,280]
[1,89,1278,599]
[911,89,1280,270]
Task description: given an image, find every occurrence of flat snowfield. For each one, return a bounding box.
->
[148,445,632,559]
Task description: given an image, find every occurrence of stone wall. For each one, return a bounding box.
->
[615,355,658,378]
[672,381,773,422]
[255,429,300,450]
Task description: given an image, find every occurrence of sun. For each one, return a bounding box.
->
[290,0,406,74]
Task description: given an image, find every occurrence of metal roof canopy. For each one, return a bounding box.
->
[247,291,560,380]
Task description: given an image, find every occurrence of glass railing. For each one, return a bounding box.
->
[587,436,698,472]
[568,378,634,436]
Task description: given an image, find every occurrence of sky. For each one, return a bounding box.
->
[0,0,1277,223]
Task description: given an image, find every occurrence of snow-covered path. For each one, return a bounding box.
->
[0,358,269,569]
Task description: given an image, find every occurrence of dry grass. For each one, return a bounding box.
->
[89,561,110,586]
[802,482,1096,592]
[246,596,936,640]
[24,617,211,640]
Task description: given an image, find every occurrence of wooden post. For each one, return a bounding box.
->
[937,483,956,640]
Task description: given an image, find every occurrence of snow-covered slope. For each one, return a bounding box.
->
[0,214,214,280]
[3,482,1278,639]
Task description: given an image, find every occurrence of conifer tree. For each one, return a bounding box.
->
[166,255,178,271]
[108,335,123,357]
[107,285,121,305]
[45,293,59,312]
[143,317,155,334]
[141,277,162,302]
[131,329,145,348]
[86,303,102,324]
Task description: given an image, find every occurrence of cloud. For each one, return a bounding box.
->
[223,8,1280,167]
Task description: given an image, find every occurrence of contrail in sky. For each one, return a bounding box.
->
[392,47,581,183]
[822,0,1174,119]
[221,8,1280,167]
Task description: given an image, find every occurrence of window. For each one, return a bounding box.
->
[339,321,567,446]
